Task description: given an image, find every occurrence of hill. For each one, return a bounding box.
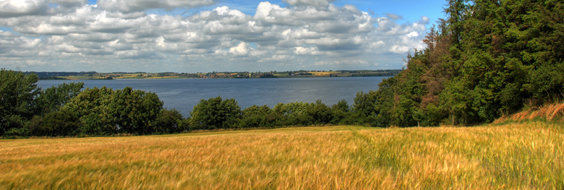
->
[1,123,562,189]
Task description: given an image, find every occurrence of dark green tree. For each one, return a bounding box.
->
[239,105,275,128]
[0,69,40,135]
[63,86,115,135]
[108,87,163,135]
[331,100,350,124]
[307,100,333,125]
[35,82,84,115]
[28,110,78,136]
[190,96,241,129]
[154,109,185,134]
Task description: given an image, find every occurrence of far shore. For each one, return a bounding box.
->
[31,70,402,80]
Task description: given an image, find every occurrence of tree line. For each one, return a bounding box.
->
[1,68,389,137]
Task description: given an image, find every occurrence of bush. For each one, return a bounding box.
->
[3,115,29,136]
[29,110,78,136]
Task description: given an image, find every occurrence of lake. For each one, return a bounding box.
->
[37,77,386,117]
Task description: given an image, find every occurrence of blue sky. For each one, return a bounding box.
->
[84,0,447,24]
[0,0,448,72]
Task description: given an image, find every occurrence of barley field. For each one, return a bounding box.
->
[1,123,563,189]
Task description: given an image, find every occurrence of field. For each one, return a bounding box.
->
[1,123,563,189]
[57,74,182,80]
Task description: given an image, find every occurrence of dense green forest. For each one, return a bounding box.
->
[371,0,564,126]
[1,0,563,136]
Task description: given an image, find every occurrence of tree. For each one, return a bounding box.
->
[352,91,379,125]
[0,69,39,135]
[190,96,241,130]
[307,100,332,125]
[35,82,84,115]
[240,105,275,128]
[154,109,185,134]
[63,86,115,135]
[28,110,78,136]
[331,100,350,124]
[108,87,163,135]
[62,86,164,135]
[369,0,564,126]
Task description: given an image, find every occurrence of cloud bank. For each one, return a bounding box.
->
[0,0,429,72]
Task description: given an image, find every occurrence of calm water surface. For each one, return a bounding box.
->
[37,77,385,116]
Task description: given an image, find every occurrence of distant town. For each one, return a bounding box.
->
[25,70,402,80]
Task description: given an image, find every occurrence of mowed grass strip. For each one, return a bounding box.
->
[0,123,563,189]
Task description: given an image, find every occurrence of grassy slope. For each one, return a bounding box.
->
[1,123,563,189]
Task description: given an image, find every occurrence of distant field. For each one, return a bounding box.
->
[57,75,182,80]
[1,123,563,189]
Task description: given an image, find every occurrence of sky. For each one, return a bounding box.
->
[0,0,447,72]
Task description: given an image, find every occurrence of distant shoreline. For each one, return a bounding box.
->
[38,75,395,80]
[34,70,401,80]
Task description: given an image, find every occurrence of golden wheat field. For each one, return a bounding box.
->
[1,123,563,189]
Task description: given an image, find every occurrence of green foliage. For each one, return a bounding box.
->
[239,105,276,128]
[107,87,163,135]
[28,110,79,136]
[350,78,396,127]
[63,86,115,135]
[236,100,344,128]
[154,109,185,134]
[330,100,351,124]
[0,69,39,135]
[273,102,315,126]
[307,100,333,125]
[0,69,173,136]
[351,91,378,126]
[352,0,564,127]
[62,86,164,135]
[35,82,84,115]
[3,115,29,136]
[190,96,241,130]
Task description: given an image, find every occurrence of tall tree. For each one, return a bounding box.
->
[0,69,40,135]
[190,96,241,130]
[35,82,84,115]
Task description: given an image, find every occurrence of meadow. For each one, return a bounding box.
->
[1,122,563,189]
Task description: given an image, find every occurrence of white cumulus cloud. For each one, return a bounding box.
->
[0,0,48,17]
[0,0,431,72]
[229,42,252,56]
[98,0,215,12]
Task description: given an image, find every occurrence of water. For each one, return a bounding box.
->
[36,77,385,116]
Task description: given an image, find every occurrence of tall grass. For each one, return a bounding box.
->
[498,102,564,123]
[0,123,562,189]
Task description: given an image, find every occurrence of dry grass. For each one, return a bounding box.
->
[496,103,564,123]
[0,124,563,189]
